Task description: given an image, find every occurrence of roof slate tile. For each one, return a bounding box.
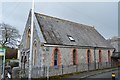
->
[35,12,113,48]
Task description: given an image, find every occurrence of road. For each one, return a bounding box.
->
[81,70,120,80]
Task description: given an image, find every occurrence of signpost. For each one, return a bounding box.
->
[0,48,5,56]
[0,48,6,79]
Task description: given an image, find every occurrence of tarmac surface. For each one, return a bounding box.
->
[66,67,119,80]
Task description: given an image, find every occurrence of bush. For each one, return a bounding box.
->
[10,62,19,68]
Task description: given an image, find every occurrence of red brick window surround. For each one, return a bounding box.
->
[86,50,92,64]
[108,50,111,62]
[99,50,102,63]
[52,48,61,68]
[72,49,78,65]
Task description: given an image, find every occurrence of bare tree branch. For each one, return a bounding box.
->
[0,23,21,48]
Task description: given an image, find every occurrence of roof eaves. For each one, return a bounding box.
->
[43,43,114,49]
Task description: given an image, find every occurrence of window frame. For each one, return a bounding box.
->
[52,48,61,69]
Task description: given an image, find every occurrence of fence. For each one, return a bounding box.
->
[19,62,117,78]
[45,62,112,76]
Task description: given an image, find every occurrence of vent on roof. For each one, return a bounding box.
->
[67,35,75,42]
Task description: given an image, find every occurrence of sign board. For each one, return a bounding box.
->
[0,48,6,79]
[0,48,5,56]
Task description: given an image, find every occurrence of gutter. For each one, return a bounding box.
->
[42,43,115,49]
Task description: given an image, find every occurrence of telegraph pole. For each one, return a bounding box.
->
[28,0,34,79]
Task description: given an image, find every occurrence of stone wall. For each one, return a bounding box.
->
[20,62,113,78]
[44,47,114,67]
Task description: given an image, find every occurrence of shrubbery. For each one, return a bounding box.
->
[10,62,19,68]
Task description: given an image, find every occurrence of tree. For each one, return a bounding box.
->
[0,23,21,47]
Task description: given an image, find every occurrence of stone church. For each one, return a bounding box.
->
[19,10,114,78]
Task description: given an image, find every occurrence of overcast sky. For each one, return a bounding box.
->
[1,0,119,39]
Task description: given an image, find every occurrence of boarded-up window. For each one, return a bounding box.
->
[26,29,31,48]
[99,50,102,63]
[24,56,27,63]
[33,42,37,65]
[108,50,111,62]
[72,49,78,65]
[21,56,23,62]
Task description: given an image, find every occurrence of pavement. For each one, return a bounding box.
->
[68,67,119,79]
[89,70,118,78]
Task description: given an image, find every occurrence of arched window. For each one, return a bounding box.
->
[87,50,91,64]
[33,42,37,65]
[52,48,61,68]
[108,50,111,62]
[72,49,78,65]
[99,50,102,63]
[26,29,31,48]
[54,49,58,67]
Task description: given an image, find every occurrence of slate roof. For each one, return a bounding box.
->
[35,12,113,48]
